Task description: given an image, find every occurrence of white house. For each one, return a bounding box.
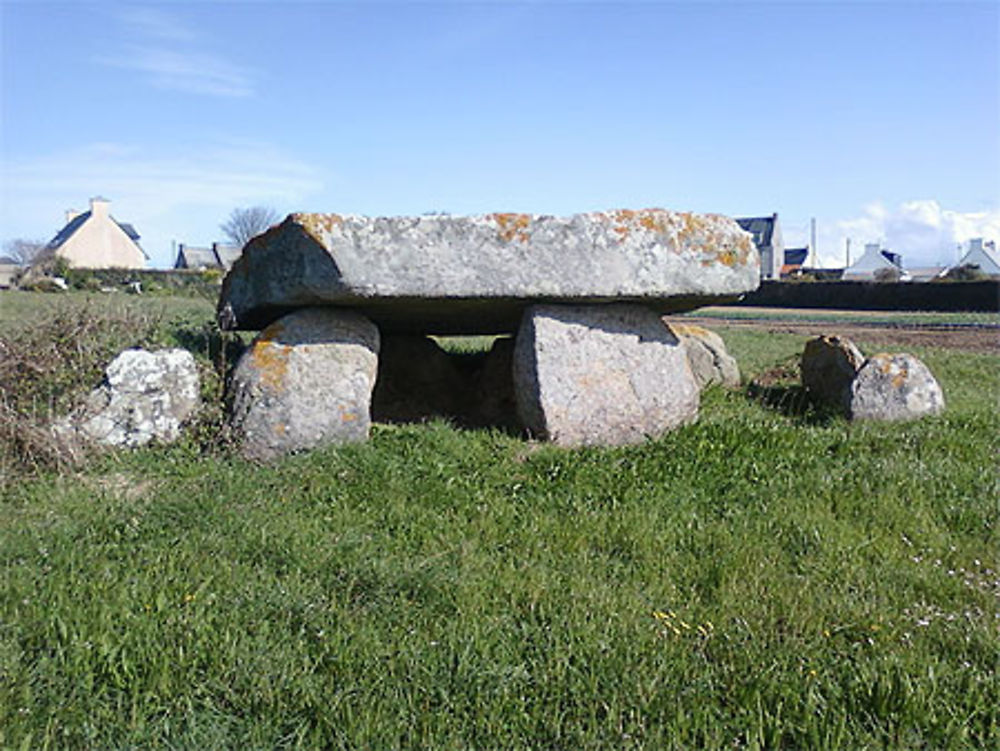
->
[736,214,783,281]
[0,256,21,288]
[842,242,907,281]
[44,197,147,269]
[955,238,1000,277]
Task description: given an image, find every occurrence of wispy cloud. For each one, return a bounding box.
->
[98,8,255,97]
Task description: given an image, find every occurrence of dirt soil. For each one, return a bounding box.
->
[689,318,999,354]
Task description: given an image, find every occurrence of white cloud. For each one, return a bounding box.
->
[785,200,1000,269]
[0,141,324,267]
[99,8,255,98]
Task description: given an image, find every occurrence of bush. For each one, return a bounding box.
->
[0,302,165,478]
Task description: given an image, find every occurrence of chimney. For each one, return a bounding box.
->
[90,196,110,218]
[65,208,81,224]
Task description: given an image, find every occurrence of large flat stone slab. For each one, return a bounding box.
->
[218,209,759,334]
[513,304,699,446]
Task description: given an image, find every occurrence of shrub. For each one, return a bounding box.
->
[0,301,165,479]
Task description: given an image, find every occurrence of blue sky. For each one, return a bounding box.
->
[2,0,998,269]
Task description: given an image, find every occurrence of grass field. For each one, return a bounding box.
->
[1,293,998,749]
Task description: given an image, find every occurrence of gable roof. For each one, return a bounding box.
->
[736,216,777,248]
[213,244,241,269]
[46,210,148,259]
[175,245,220,269]
[784,247,808,266]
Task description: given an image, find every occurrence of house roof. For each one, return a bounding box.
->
[46,209,148,259]
[957,243,1000,275]
[175,245,220,269]
[736,216,777,249]
[213,244,241,269]
[0,255,19,265]
[784,247,808,266]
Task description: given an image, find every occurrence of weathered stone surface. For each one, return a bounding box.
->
[227,308,379,461]
[513,305,699,446]
[73,348,200,447]
[800,335,865,406]
[219,209,759,334]
[848,353,945,421]
[666,322,741,388]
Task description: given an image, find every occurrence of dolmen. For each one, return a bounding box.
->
[218,209,759,460]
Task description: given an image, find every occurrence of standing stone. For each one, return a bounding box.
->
[848,353,945,421]
[513,305,699,446]
[227,308,379,461]
[800,335,865,406]
[75,348,200,447]
[666,322,741,388]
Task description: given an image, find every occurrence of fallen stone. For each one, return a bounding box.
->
[227,308,379,461]
[666,322,740,388]
[218,209,759,334]
[513,305,699,446]
[800,335,865,406]
[73,348,200,447]
[848,353,945,421]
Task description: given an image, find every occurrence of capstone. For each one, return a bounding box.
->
[218,209,759,334]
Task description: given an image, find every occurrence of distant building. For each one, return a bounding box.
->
[781,247,809,277]
[954,237,1000,278]
[842,242,907,281]
[42,197,147,269]
[736,214,783,281]
[174,242,242,271]
[0,256,21,288]
[907,266,949,283]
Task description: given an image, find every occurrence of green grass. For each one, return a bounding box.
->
[687,306,1000,327]
[1,294,998,749]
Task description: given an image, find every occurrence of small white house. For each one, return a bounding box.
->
[0,256,21,288]
[44,197,147,269]
[842,242,907,281]
[955,238,1000,277]
[736,214,783,281]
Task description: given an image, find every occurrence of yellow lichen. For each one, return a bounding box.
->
[294,213,345,243]
[251,321,291,392]
[490,213,532,243]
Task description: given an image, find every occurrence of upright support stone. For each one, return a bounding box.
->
[513,305,699,446]
[227,308,379,461]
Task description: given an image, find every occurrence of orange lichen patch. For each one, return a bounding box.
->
[274,423,287,436]
[294,212,346,243]
[490,213,532,243]
[251,323,292,391]
[340,410,358,423]
[605,208,671,239]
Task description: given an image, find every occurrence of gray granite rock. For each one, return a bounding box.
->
[219,209,759,334]
[74,348,200,447]
[848,353,945,421]
[513,305,699,446]
[666,322,741,388]
[227,308,379,461]
[800,335,865,406]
